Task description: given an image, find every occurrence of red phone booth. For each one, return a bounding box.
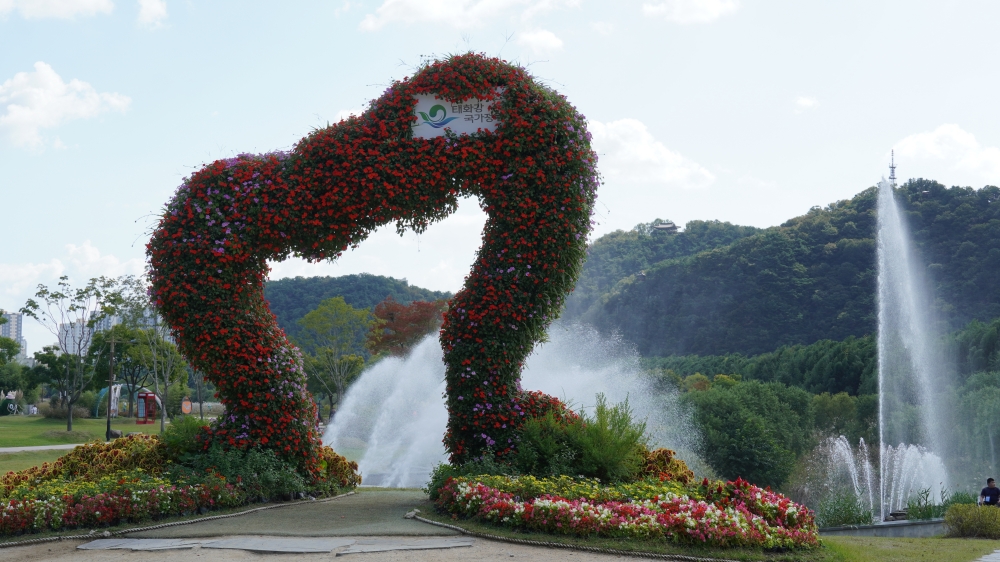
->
[136,392,158,424]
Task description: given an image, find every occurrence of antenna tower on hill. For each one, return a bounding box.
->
[889,150,897,187]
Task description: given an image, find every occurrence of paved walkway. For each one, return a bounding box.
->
[0,443,79,453]
[978,550,1000,561]
[129,489,457,538]
[3,488,655,560]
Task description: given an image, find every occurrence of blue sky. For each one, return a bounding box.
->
[2,0,999,353]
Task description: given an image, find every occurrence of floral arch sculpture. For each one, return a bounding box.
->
[147,54,598,474]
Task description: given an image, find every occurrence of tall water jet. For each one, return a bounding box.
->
[876,169,950,519]
[324,322,701,487]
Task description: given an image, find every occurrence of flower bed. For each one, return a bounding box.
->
[0,469,241,535]
[0,438,360,537]
[435,476,818,549]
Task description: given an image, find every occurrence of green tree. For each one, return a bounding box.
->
[0,362,24,395]
[264,274,450,345]
[20,276,124,431]
[683,379,814,488]
[295,297,375,418]
[0,336,19,365]
[305,352,364,422]
[117,275,187,432]
[88,324,147,418]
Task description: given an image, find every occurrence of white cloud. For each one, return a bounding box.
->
[642,0,739,24]
[0,62,131,148]
[894,124,1000,185]
[0,241,144,354]
[0,260,64,297]
[136,0,166,28]
[589,118,715,188]
[590,21,614,35]
[359,0,576,31]
[0,0,113,19]
[516,29,563,55]
[795,96,819,113]
[65,240,145,277]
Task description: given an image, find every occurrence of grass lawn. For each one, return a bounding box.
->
[0,449,67,474]
[822,536,998,562]
[0,415,163,448]
[416,499,1000,561]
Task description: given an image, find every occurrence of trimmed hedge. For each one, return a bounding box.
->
[945,504,1000,538]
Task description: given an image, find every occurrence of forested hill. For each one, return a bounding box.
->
[565,179,1000,357]
[563,219,761,318]
[264,274,450,343]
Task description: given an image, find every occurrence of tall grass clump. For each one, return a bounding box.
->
[816,489,873,527]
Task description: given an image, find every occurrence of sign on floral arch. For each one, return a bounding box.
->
[147,54,599,474]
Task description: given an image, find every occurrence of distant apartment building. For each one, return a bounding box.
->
[1,311,28,364]
[58,321,93,356]
[91,308,174,344]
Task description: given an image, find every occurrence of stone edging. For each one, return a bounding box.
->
[819,518,945,533]
[412,514,739,562]
[0,491,356,550]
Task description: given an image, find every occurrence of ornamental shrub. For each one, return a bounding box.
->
[573,394,648,483]
[162,415,209,460]
[512,411,578,477]
[317,445,362,490]
[1,434,166,498]
[641,448,695,484]
[945,504,1000,538]
[508,394,648,483]
[174,445,306,501]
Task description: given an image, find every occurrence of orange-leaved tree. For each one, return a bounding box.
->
[367,297,448,357]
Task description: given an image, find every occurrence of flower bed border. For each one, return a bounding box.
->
[412,511,740,562]
[433,476,819,550]
[0,491,355,549]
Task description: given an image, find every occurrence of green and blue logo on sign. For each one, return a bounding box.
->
[417,104,459,129]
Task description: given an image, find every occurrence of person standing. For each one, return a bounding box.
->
[981,478,1000,506]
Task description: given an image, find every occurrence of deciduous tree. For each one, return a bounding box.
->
[366,296,447,357]
[20,276,124,431]
[295,297,374,418]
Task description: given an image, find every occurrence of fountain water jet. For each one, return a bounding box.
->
[323,323,701,487]
[876,172,951,519]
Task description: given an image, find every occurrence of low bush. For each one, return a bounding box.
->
[816,489,873,527]
[38,401,90,420]
[640,448,695,484]
[512,394,648,483]
[161,415,208,460]
[448,473,690,503]
[1,434,166,498]
[170,445,306,501]
[574,394,648,482]
[317,446,361,490]
[945,504,1000,538]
